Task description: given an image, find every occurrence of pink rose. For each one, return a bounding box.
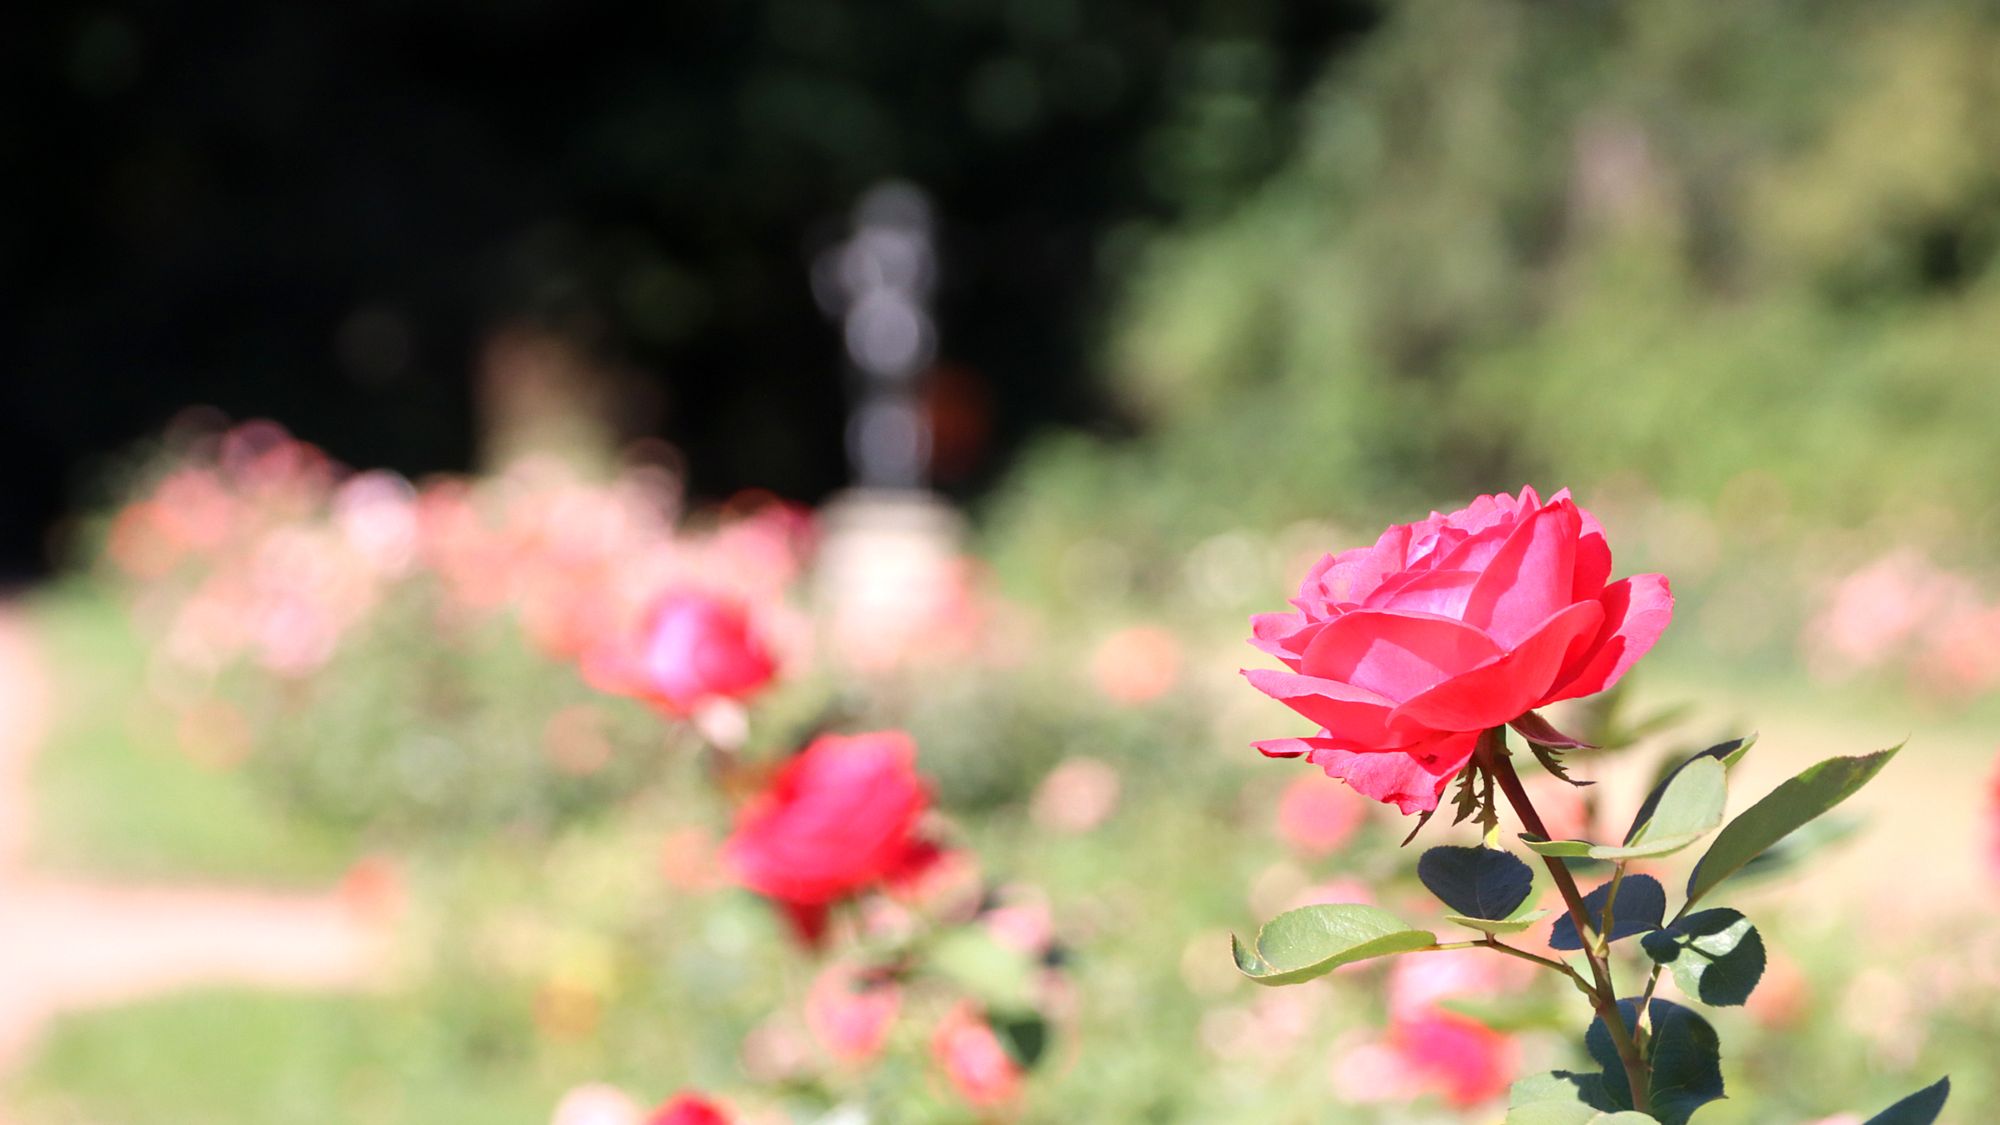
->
[1387,1011,1518,1107]
[1274,772,1366,856]
[583,590,777,715]
[722,731,938,944]
[645,1093,730,1125]
[931,1003,1024,1108]
[1246,487,1671,812]
[805,963,901,1065]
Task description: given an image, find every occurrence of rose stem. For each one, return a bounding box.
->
[1475,727,1652,1114]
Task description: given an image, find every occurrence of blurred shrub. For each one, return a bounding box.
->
[990,0,2000,576]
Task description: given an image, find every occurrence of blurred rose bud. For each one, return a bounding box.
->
[1030,756,1121,834]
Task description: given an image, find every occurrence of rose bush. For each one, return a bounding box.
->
[1245,486,1673,812]
[722,730,939,942]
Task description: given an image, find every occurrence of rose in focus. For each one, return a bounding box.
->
[1246,487,1672,813]
[722,730,938,943]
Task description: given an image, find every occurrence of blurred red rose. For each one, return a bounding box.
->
[1246,487,1672,813]
[931,1003,1024,1108]
[1387,1011,1518,1107]
[646,1092,730,1125]
[722,731,938,943]
[584,590,777,715]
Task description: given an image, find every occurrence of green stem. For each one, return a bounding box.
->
[1477,728,1652,1115]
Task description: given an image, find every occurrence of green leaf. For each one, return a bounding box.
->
[1640,909,1765,1007]
[1628,740,1749,843]
[1586,998,1723,1125]
[1505,1071,1654,1124]
[1862,1076,1951,1125]
[990,1011,1049,1069]
[1419,845,1536,919]
[1687,745,1901,905]
[1446,907,1553,936]
[1520,757,1726,861]
[1231,904,1436,986]
[1550,875,1665,951]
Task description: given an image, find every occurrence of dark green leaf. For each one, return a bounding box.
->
[1231,904,1436,986]
[1640,909,1765,1007]
[1586,998,1723,1125]
[1419,846,1536,920]
[1862,1076,1951,1125]
[990,1011,1049,1069]
[1687,746,1900,905]
[1550,875,1665,951]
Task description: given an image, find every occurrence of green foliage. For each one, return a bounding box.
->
[1231,904,1436,986]
[1550,875,1665,952]
[1686,745,1900,905]
[1526,756,1727,861]
[1641,909,1767,1007]
[1587,999,1724,1125]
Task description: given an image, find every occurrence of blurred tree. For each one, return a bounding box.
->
[0,0,1372,577]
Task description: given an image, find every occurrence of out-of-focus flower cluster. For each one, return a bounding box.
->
[1804,548,2000,700]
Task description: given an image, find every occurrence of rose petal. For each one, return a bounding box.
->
[1297,611,1503,702]
[1388,601,1605,733]
[1365,569,1482,619]
[1572,509,1612,602]
[1306,732,1480,815]
[1242,669,1399,745]
[1463,500,1580,649]
[1543,573,1674,703]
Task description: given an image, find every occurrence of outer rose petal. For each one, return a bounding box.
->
[1572,508,1613,602]
[1305,731,1480,815]
[1389,601,1604,733]
[1543,573,1674,704]
[1241,669,1399,746]
[1298,611,1502,702]
[1249,611,1317,667]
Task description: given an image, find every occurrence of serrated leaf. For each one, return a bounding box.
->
[1640,909,1765,1007]
[1231,904,1436,986]
[1513,709,1599,750]
[1419,846,1536,919]
[1550,875,1664,951]
[1862,1076,1950,1125]
[1687,745,1900,906]
[1586,998,1723,1125]
[1532,741,1595,787]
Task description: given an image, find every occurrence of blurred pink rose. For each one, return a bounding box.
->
[805,963,901,1065]
[1029,756,1121,834]
[931,1003,1024,1109]
[584,591,778,716]
[1091,625,1181,705]
[1274,773,1365,856]
[551,1084,643,1125]
[1386,1011,1518,1106]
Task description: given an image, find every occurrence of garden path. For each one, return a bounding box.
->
[0,607,388,1079]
